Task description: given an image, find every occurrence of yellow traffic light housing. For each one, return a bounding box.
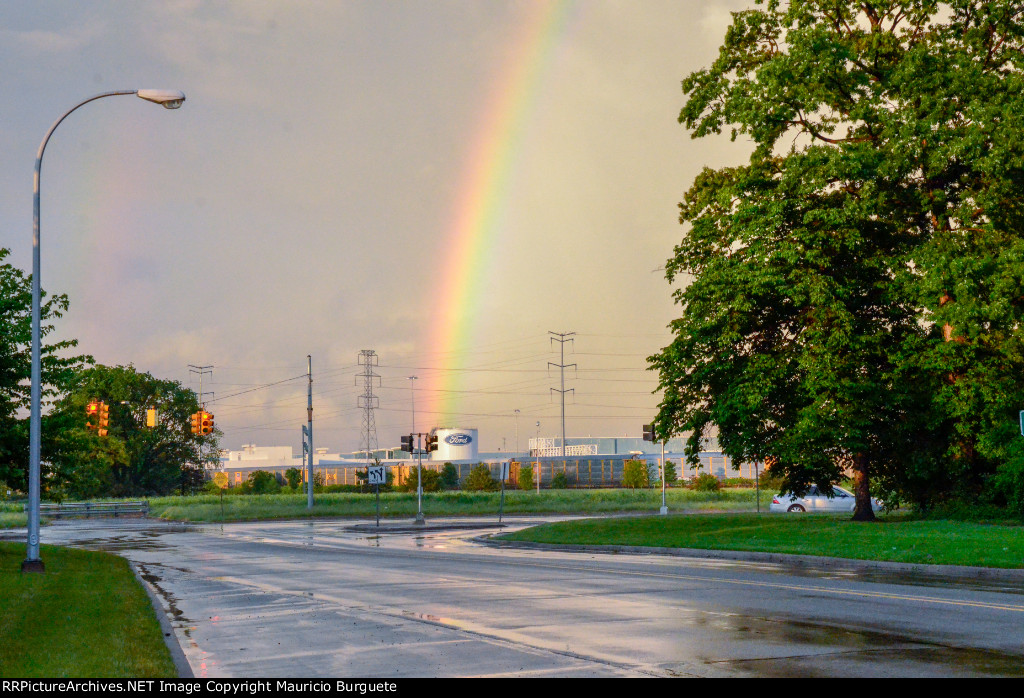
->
[200,411,214,435]
[97,401,110,437]
[85,400,100,430]
[190,411,201,434]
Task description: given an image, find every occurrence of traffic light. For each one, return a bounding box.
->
[85,400,100,430]
[427,433,438,452]
[642,424,655,442]
[400,434,414,453]
[190,411,202,434]
[146,408,158,428]
[98,401,110,437]
[200,411,214,435]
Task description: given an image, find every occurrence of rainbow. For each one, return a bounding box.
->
[426,0,579,422]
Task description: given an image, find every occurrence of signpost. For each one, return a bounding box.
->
[213,472,228,520]
[368,464,386,527]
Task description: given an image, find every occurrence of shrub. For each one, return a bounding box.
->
[439,463,460,490]
[518,463,535,491]
[664,461,678,485]
[403,466,441,493]
[463,464,499,492]
[246,470,281,494]
[622,459,650,489]
[692,472,721,492]
[285,468,302,491]
[550,471,569,489]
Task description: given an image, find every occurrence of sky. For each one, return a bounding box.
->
[0,0,754,456]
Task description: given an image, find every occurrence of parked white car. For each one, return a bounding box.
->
[769,485,882,513]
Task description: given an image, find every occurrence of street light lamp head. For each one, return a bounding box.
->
[136,89,186,109]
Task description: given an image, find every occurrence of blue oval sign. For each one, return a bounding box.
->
[445,433,473,446]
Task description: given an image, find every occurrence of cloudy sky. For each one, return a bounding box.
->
[0,0,753,455]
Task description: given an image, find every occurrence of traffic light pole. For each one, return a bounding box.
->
[415,434,425,525]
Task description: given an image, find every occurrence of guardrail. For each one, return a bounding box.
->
[30,501,149,518]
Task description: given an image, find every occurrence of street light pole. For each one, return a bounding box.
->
[24,89,185,573]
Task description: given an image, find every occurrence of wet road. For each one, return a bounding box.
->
[17,517,1024,678]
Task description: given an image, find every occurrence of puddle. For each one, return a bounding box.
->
[138,563,192,626]
[694,612,1024,677]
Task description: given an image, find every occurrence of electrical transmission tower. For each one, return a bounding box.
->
[548,331,576,457]
[356,350,380,465]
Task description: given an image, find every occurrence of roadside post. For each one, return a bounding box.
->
[368,464,386,527]
[213,472,228,520]
[499,461,510,523]
[755,461,760,513]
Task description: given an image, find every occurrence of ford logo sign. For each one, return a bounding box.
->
[445,434,473,445]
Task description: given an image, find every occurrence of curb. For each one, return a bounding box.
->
[130,563,194,678]
[477,536,1024,583]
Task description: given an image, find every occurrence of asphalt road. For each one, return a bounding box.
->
[20,516,1024,678]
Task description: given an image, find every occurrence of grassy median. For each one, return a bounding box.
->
[497,513,1024,568]
[148,487,768,522]
[0,542,176,677]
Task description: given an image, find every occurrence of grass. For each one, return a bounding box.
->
[0,542,177,677]
[148,486,768,522]
[498,513,1024,568]
[0,501,25,529]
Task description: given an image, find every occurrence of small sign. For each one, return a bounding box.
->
[367,465,386,486]
[500,462,510,481]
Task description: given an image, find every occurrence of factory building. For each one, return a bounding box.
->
[214,429,759,488]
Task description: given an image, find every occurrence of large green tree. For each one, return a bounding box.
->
[49,364,217,498]
[650,1,1024,518]
[0,247,92,492]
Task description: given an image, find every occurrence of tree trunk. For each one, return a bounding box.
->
[851,452,876,522]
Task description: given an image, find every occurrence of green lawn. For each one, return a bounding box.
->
[0,542,176,677]
[498,513,1024,568]
[148,487,767,522]
[0,501,25,529]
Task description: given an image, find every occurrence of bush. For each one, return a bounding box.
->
[517,463,534,491]
[285,468,302,491]
[692,472,721,492]
[550,472,568,489]
[463,464,499,492]
[246,470,281,494]
[622,459,650,489]
[664,461,678,485]
[403,466,441,493]
[439,463,460,490]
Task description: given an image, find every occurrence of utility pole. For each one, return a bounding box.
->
[357,350,380,473]
[306,355,313,509]
[409,376,424,525]
[536,421,541,493]
[188,364,213,484]
[514,408,520,459]
[548,331,576,458]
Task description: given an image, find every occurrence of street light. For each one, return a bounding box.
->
[24,89,186,573]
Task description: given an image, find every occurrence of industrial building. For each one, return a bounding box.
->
[215,427,759,488]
